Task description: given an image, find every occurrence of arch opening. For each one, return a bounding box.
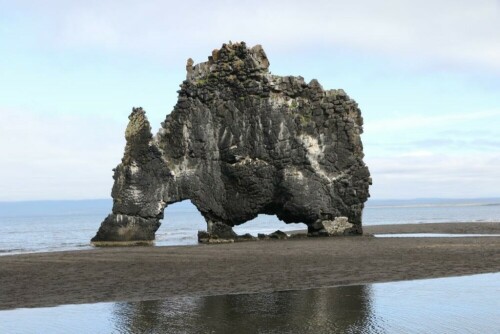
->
[233,214,308,238]
[154,201,309,245]
[155,200,206,246]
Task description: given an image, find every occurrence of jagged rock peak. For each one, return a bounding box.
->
[92,42,371,244]
[185,42,270,82]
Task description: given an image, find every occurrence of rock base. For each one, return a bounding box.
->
[198,227,361,244]
[310,217,360,236]
[91,214,161,242]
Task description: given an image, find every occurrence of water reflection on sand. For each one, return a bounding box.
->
[1,273,499,333]
[113,285,375,333]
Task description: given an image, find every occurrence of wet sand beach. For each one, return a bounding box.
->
[0,222,499,310]
[363,221,500,235]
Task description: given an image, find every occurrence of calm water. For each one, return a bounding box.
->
[375,233,500,238]
[1,198,500,255]
[0,273,498,333]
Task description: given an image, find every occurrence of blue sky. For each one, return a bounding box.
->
[1,0,499,200]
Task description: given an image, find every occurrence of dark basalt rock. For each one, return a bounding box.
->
[269,230,289,240]
[91,42,371,243]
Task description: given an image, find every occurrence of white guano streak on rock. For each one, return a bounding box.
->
[234,156,269,166]
[169,124,196,178]
[284,167,304,181]
[268,92,288,109]
[129,161,140,175]
[278,121,286,141]
[299,134,343,183]
[157,200,166,215]
[129,185,142,201]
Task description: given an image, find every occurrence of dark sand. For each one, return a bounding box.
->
[364,222,500,235]
[0,222,499,310]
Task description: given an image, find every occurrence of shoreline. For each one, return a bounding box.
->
[0,222,499,310]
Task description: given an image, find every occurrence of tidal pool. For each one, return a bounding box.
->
[1,273,499,333]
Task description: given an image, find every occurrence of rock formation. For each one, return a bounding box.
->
[92,42,371,243]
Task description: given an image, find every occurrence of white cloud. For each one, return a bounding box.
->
[60,9,121,49]
[0,108,126,201]
[2,1,499,200]
[399,150,434,158]
[367,151,500,198]
[363,108,500,198]
[364,108,500,159]
[366,109,500,133]
[13,0,500,71]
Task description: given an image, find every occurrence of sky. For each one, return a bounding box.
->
[1,0,499,201]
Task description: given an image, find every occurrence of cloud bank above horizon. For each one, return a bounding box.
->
[1,0,499,200]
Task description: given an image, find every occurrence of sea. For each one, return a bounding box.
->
[1,198,499,333]
[0,198,499,256]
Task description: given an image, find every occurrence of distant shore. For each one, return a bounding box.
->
[0,222,499,310]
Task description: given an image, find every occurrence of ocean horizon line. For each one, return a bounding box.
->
[1,197,500,204]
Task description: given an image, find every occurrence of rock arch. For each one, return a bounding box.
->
[91,42,371,243]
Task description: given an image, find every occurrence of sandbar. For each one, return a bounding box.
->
[0,222,499,310]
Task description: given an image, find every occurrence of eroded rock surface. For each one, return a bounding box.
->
[92,42,371,243]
